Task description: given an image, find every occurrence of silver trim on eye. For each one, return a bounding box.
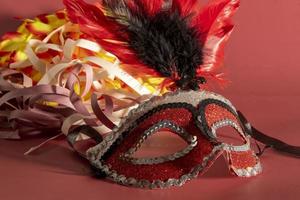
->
[211,119,251,152]
[120,120,198,165]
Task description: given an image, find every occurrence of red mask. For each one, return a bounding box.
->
[85,91,261,188]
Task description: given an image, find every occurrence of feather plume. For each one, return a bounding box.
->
[64,0,240,90]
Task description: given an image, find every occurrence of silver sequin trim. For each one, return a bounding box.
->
[120,120,197,165]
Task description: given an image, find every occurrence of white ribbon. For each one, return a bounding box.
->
[9,23,153,96]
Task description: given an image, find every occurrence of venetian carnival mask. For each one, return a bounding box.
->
[82,90,262,188]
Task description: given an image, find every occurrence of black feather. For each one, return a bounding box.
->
[104,1,205,90]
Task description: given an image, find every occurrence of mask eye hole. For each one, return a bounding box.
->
[131,130,189,158]
[120,120,197,165]
[214,126,246,146]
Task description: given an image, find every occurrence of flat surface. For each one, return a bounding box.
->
[1,0,300,200]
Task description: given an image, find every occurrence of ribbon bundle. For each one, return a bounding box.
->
[0,11,167,154]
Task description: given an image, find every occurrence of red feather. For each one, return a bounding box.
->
[193,0,240,83]
[172,0,200,17]
[64,0,143,67]
[63,0,125,41]
[192,0,240,41]
[125,0,163,16]
[63,0,165,74]
[141,0,164,16]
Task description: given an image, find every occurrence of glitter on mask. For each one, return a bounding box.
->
[104,106,219,181]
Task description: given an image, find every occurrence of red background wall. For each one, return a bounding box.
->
[0,1,300,200]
